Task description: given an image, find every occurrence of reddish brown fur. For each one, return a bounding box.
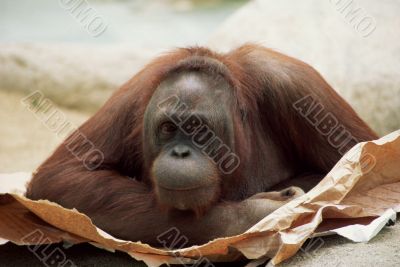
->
[26,44,378,245]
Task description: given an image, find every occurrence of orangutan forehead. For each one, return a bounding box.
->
[171,55,231,79]
[154,71,233,105]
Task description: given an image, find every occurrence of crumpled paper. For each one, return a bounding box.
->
[1,130,399,266]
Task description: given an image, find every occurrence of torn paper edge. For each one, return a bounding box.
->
[330,208,396,242]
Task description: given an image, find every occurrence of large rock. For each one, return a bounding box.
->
[0,43,157,111]
[208,0,400,135]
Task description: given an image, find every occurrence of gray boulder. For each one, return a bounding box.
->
[0,43,157,111]
[208,0,400,135]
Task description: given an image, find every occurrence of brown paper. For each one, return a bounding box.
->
[1,130,399,266]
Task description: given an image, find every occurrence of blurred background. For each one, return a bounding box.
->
[0,0,399,177]
[0,1,400,266]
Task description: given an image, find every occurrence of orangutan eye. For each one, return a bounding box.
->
[160,122,177,135]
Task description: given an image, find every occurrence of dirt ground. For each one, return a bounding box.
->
[0,90,89,173]
[1,90,399,266]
